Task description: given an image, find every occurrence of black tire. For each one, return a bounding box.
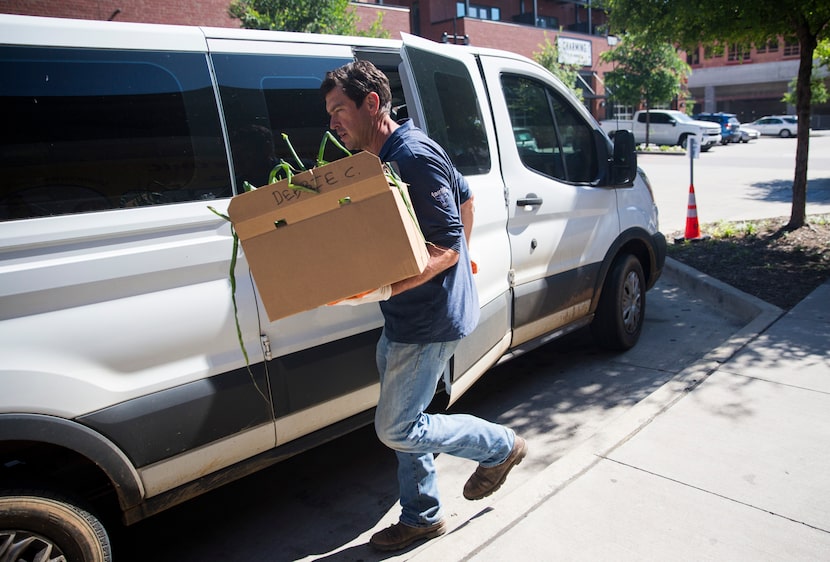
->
[591,254,646,351]
[0,490,111,562]
[679,134,690,149]
[779,129,792,138]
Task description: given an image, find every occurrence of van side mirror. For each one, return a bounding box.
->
[611,129,637,185]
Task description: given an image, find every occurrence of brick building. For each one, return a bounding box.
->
[685,41,830,128]
[3,0,827,126]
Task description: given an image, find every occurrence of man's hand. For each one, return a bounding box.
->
[328,285,392,306]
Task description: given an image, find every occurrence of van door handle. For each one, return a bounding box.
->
[517,197,543,207]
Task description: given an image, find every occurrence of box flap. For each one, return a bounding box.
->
[228,151,388,235]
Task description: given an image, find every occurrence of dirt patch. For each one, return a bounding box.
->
[667,214,830,310]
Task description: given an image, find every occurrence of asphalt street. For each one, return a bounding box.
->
[638,131,830,233]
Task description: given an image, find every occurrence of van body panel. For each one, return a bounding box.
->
[0,202,265,419]
[0,13,209,51]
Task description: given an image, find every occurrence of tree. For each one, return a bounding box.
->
[817,38,830,66]
[605,0,830,230]
[599,33,691,145]
[229,0,357,35]
[533,34,584,101]
[782,72,828,107]
[787,37,830,105]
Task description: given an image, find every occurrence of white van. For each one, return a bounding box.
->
[0,14,666,560]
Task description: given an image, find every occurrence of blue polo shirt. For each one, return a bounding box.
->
[377,120,479,343]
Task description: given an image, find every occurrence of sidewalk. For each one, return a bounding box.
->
[412,273,830,560]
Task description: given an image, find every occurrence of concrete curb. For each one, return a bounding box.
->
[409,259,785,561]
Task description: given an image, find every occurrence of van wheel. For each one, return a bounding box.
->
[779,129,792,138]
[0,490,112,562]
[591,254,645,351]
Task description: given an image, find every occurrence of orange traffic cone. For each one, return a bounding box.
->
[685,184,701,240]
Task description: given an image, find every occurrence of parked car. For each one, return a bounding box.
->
[738,125,760,143]
[693,112,742,144]
[600,109,722,151]
[513,127,538,150]
[748,115,798,137]
[0,14,666,560]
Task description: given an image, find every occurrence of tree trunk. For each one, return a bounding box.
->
[789,21,817,230]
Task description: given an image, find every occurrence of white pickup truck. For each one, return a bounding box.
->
[0,14,667,560]
[601,109,722,151]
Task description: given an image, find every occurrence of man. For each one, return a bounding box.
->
[321,60,527,552]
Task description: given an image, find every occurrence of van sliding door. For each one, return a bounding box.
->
[399,34,511,404]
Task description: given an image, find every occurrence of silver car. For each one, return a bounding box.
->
[738,125,760,143]
[748,115,798,137]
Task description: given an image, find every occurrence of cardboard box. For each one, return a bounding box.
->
[228,151,429,321]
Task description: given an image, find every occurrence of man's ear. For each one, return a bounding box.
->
[365,91,381,115]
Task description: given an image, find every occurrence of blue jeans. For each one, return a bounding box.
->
[375,330,515,527]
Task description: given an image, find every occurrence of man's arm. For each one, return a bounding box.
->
[390,244,458,297]
[460,195,474,247]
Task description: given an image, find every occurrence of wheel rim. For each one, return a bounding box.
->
[0,530,66,562]
[621,270,642,334]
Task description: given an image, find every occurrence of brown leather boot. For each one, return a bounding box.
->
[463,435,528,500]
[369,520,447,551]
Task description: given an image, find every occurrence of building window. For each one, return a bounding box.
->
[612,105,634,121]
[456,2,501,21]
[755,39,778,54]
[703,44,724,59]
[536,15,558,28]
[784,38,800,57]
[686,48,700,66]
[727,44,750,62]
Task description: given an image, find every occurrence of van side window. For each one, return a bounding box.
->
[211,54,353,188]
[501,74,598,184]
[401,49,491,176]
[0,46,230,221]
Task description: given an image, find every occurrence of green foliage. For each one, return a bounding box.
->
[708,220,763,239]
[605,0,830,229]
[605,0,828,51]
[782,72,829,106]
[229,0,358,35]
[533,34,584,101]
[599,33,690,109]
[818,39,830,66]
[356,11,391,39]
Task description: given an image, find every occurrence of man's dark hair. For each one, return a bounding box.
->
[321,60,392,115]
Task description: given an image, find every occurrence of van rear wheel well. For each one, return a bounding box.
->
[0,441,122,526]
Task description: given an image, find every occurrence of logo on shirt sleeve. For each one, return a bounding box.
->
[430,186,453,209]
